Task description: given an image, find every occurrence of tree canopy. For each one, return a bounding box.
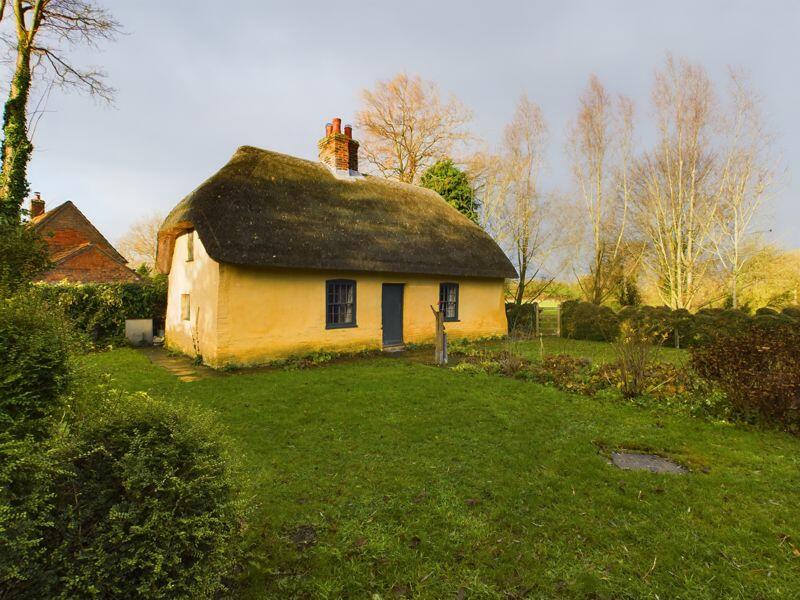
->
[420,159,479,223]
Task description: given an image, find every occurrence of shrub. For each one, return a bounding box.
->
[0,222,50,293]
[691,322,800,432]
[782,305,800,319]
[41,391,250,599]
[754,306,779,316]
[505,303,538,336]
[35,278,167,345]
[0,434,62,595]
[611,323,661,398]
[561,301,619,341]
[0,291,76,437]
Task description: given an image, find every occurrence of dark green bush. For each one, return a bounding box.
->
[40,391,249,599]
[35,277,167,344]
[0,222,50,293]
[0,435,62,595]
[561,302,797,347]
[0,291,75,437]
[782,305,800,318]
[1,391,250,599]
[505,303,538,335]
[561,301,619,341]
[691,322,800,432]
[754,306,779,316]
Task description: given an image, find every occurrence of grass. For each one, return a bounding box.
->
[80,346,800,599]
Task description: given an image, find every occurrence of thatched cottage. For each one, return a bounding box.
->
[156,118,516,367]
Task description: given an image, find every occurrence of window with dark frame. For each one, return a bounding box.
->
[439,283,459,321]
[186,231,194,262]
[326,279,357,328]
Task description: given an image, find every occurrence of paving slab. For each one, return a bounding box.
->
[137,347,217,382]
[611,451,688,474]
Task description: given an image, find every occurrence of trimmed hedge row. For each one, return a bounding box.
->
[560,300,800,347]
[34,277,167,344]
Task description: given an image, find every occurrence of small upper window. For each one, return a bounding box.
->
[181,293,191,321]
[439,283,459,321]
[186,231,194,262]
[326,279,356,328]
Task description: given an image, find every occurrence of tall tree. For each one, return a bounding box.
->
[420,158,479,222]
[356,73,471,183]
[567,75,635,304]
[117,212,164,269]
[0,0,119,223]
[482,95,564,305]
[630,56,720,310]
[709,71,776,309]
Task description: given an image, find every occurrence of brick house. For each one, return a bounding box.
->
[29,194,139,283]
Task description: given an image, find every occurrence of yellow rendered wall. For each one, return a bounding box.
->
[164,232,220,363]
[213,265,508,367]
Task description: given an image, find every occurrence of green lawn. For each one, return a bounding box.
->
[80,348,800,599]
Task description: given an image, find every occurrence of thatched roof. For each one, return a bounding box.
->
[157,146,517,279]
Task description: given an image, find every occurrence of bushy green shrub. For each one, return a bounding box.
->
[754,306,779,316]
[0,222,50,293]
[691,322,800,432]
[782,305,800,318]
[35,277,167,344]
[41,391,250,599]
[561,302,797,347]
[505,303,538,335]
[0,435,62,595]
[561,300,619,341]
[0,291,76,437]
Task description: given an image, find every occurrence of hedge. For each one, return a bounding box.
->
[34,277,167,345]
[560,300,800,347]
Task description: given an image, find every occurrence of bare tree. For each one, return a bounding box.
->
[481,95,565,305]
[355,73,472,183]
[0,0,119,223]
[568,75,635,304]
[709,71,777,309]
[630,56,719,310]
[117,212,163,269]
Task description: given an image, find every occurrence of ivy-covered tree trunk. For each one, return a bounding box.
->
[0,42,34,224]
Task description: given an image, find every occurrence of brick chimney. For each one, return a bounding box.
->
[30,192,45,218]
[318,117,359,174]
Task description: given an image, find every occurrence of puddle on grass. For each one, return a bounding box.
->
[610,451,688,474]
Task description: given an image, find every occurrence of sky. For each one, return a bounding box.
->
[22,0,800,247]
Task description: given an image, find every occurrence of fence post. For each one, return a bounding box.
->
[556,305,562,337]
[534,301,540,337]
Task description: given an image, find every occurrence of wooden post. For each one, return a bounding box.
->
[430,305,446,365]
[556,304,562,337]
[533,301,540,337]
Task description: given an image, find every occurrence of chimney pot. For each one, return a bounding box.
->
[318,117,359,174]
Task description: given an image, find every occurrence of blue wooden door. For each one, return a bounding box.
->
[381,284,404,346]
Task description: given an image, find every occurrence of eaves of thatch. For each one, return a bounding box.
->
[157,146,517,280]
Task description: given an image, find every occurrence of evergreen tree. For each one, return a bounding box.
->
[420,159,479,223]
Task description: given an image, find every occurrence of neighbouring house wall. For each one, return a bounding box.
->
[213,266,507,367]
[165,232,220,363]
[38,247,140,283]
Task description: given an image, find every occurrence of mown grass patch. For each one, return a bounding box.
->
[81,348,800,599]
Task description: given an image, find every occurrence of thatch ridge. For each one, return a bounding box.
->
[157,145,517,279]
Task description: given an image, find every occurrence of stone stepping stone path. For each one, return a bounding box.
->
[138,347,217,382]
[611,451,687,474]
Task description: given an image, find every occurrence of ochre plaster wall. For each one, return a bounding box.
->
[165,232,220,363]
